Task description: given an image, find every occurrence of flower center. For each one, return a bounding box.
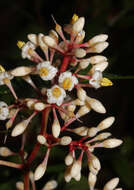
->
[62,78,72,90]
[52,88,61,98]
[40,68,49,76]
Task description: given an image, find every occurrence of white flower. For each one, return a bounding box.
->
[0,72,13,86]
[58,71,78,91]
[47,85,66,106]
[89,70,102,89]
[37,61,57,81]
[0,101,9,120]
[21,41,36,59]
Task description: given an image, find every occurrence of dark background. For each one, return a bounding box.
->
[0,0,134,189]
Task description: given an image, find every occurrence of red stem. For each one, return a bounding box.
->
[24,171,29,190]
[59,55,71,73]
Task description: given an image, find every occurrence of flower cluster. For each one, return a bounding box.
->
[0,14,122,190]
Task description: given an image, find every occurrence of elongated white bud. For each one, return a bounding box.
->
[90,61,108,73]
[73,98,85,106]
[11,120,28,137]
[70,160,81,178]
[42,180,58,190]
[88,34,108,46]
[77,88,87,101]
[10,66,34,76]
[88,42,109,53]
[97,117,115,131]
[76,105,91,118]
[88,172,97,190]
[75,30,85,43]
[38,33,48,50]
[27,34,38,45]
[102,139,123,148]
[65,153,74,166]
[74,48,86,58]
[86,97,106,114]
[60,136,72,145]
[89,55,107,64]
[103,178,119,190]
[72,17,85,34]
[0,147,13,157]
[88,154,101,175]
[94,132,111,141]
[43,36,57,48]
[34,102,46,111]
[34,163,46,181]
[72,126,88,136]
[16,181,24,190]
[37,135,46,145]
[52,120,60,138]
[64,166,72,182]
[79,60,90,69]
[49,30,59,43]
[67,105,76,112]
[87,127,99,137]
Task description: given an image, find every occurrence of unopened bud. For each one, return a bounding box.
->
[11,120,28,137]
[67,105,76,112]
[34,163,46,181]
[90,61,108,73]
[27,34,38,45]
[77,88,87,101]
[103,139,123,148]
[52,120,61,138]
[0,147,13,157]
[70,160,81,178]
[26,99,35,109]
[97,117,115,131]
[73,98,85,106]
[88,154,101,175]
[88,172,97,190]
[74,172,81,181]
[88,42,109,53]
[10,66,33,77]
[34,102,46,111]
[37,135,46,145]
[16,181,24,190]
[74,48,86,58]
[72,17,85,34]
[94,132,111,141]
[79,60,90,69]
[49,30,59,43]
[72,126,88,136]
[75,30,85,44]
[88,34,108,46]
[42,180,58,190]
[89,55,107,64]
[38,33,48,50]
[60,136,72,145]
[64,166,72,182]
[87,127,99,137]
[86,97,106,114]
[76,105,91,118]
[65,153,74,166]
[43,36,57,48]
[103,178,119,190]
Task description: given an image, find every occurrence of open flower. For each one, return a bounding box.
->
[47,85,66,106]
[89,70,102,89]
[0,71,13,86]
[58,71,78,91]
[21,41,36,59]
[0,101,9,120]
[37,61,57,81]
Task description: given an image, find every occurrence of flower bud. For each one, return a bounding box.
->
[76,105,91,118]
[67,105,76,112]
[103,178,119,190]
[94,132,111,141]
[79,60,90,69]
[90,61,108,73]
[49,30,59,43]
[60,136,72,145]
[77,88,87,101]
[64,166,72,182]
[72,17,85,34]
[38,33,48,50]
[65,153,74,166]
[97,117,115,131]
[52,120,61,138]
[27,34,38,45]
[34,102,46,111]
[88,34,108,46]
[34,163,46,181]
[88,154,101,175]
[87,127,99,137]
[89,55,107,64]
[88,42,109,53]
[11,120,28,137]
[74,48,86,58]
[72,126,88,136]
[70,160,81,178]
[102,139,123,148]
[88,172,97,190]
[42,180,58,190]
[0,147,13,157]
[43,36,57,48]
[26,99,35,109]
[16,181,24,190]
[73,98,85,106]
[86,97,106,114]
[37,135,46,145]
[75,30,85,44]
[74,172,81,181]
[10,66,34,76]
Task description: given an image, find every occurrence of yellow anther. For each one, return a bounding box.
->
[71,14,79,24]
[40,68,49,77]
[52,88,61,98]
[0,65,5,73]
[100,77,113,87]
[62,78,72,90]
[17,41,25,49]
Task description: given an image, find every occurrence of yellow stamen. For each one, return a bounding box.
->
[100,77,113,87]
[0,65,5,73]
[17,41,25,49]
[52,88,61,98]
[62,78,72,90]
[40,68,49,77]
[3,78,10,84]
[71,14,79,24]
